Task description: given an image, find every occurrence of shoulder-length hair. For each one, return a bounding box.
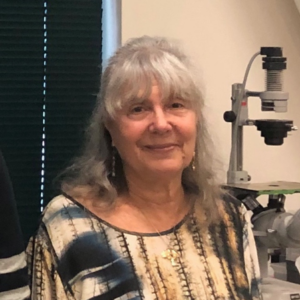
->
[60,36,223,222]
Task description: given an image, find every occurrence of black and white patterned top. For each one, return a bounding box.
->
[27,194,262,300]
[0,151,30,300]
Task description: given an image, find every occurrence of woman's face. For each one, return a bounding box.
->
[106,84,197,179]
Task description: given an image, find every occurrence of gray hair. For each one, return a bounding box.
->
[61,36,222,221]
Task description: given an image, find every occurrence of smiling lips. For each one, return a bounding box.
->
[144,143,179,151]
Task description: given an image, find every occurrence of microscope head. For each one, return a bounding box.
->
[255,47,295,145]
[259,47,289,113]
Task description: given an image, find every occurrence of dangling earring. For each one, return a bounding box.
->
[191,152,196,171]
[111,147,116,177]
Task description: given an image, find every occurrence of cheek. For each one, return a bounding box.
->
[182,116,197,144]
[110,123,144,157]
[181,122,197,159]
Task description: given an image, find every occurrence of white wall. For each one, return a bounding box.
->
[121,0,300,211]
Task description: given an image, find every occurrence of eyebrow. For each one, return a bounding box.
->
[126,97,147,105]
[119,87,194,108]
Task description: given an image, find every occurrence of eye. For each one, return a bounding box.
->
[170,102,184,109]
[130,105,145,114]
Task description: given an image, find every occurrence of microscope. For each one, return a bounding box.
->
[224,47,300,299]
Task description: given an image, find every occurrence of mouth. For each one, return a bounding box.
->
[143,143,179,151]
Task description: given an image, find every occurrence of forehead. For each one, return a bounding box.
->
[131,83,165,103]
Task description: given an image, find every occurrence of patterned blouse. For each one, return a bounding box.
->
[27,194,262,300]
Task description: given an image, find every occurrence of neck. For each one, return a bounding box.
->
[126,167,184,203]
[118,169,190,229]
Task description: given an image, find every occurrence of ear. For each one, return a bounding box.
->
[104,118,112,133]
[104,121,115,146]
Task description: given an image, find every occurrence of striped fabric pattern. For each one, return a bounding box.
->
[0,252,30,300]
[27,194,262,300]
[0,151,30,300]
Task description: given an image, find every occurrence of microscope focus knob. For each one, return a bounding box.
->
[223,111,236,123]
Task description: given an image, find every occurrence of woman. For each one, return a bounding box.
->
[27,36,262,300]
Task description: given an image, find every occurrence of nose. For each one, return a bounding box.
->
[149,107,172,133]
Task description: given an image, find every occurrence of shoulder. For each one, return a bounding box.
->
[34,195,90,253]
[219,192,248,215]
[215,192,248,229]
[42,194,73,216]
[37,195,112,252]
[41,194,82,226]
[220,192,242,208]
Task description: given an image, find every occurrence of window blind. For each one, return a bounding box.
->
[0,0,102,241]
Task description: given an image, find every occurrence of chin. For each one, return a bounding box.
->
[146,163,184,176]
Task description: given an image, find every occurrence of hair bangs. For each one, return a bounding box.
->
[103,48,201,119]
[103,59,154,119]
[148,51,200,107]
